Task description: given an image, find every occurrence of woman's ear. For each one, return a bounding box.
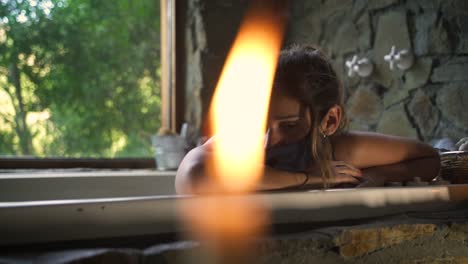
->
[320,105,342,136]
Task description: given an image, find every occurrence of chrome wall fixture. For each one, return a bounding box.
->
[384,45,414,71]
[345,55,374,78]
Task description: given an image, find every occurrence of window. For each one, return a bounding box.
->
[0,0,162,159]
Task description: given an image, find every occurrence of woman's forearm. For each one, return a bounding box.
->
[361,155,441,186]
[258,166,305,191]
[258,166,325,191]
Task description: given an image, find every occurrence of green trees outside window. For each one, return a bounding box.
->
[0,0,161,157]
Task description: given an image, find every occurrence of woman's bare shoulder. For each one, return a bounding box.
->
[331,131,437,168]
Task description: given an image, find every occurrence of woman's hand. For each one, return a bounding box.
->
[306,161,364,188]
[330,161,364,187]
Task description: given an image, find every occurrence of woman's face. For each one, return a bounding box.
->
[266,92,311,147]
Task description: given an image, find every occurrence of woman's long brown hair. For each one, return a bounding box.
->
[273,44,348,187]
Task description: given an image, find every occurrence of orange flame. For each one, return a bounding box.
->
[180,2,288,262]
[207,1,287,193]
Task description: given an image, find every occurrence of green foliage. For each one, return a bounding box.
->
[0,0,161,157]
[0,130,15,155]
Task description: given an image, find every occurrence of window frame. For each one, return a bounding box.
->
[0,0,184,169]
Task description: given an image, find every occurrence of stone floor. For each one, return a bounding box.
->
[2,208,468,264]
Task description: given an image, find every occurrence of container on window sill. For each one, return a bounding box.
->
[152,128,187,171]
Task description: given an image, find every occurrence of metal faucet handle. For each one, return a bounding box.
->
[384,45,414,71]
[346,55,373,78]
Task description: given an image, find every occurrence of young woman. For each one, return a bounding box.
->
[175,45,440,194]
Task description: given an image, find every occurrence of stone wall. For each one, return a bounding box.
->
[183,0,468,142]
[287,0,468,142]
[183,0,248,138]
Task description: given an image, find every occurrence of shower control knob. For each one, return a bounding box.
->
[384,46,414,71]
[345,55,374,78]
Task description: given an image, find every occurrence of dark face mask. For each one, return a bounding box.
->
[265,133,312,173]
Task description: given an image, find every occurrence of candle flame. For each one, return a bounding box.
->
[180,2,288,262]
[207,1,287,193]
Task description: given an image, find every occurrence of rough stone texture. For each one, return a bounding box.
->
[383,81,409,109]
[356,13,371,51]
[403,58,433,90]
[455,15,468,53]
[346,84,383,125]
[377,103,418,139]
[374,11,411,88]
[143,217,468,264]
[369,0,398,10]
[408,89,440,140]
[331,18,360,55]
[334,224,436,258]
[4,211,468,264]
[442,0,468,19]
[447,223,468,242]
[185,0,468,141]
[414,12,451,56]
[434,120,468,144]
[287,13,321,46]
[432,58,468,83]
[319,0,353,20]
[407,0,443,12]
[410,257,468,264]
[436,82,468,130]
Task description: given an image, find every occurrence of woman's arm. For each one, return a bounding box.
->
[175,142,313,194]
[332,131,440,184]
[358,157,440,186]
[176,138,363,194]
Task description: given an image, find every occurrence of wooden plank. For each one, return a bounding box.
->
[160,0,177,133]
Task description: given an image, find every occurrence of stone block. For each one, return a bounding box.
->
[356,13,372,51]
[442,0,468,18]
[411,257,468,264]
[321,12,347,55]
[408,89,439,140]
[320,0,353,19]
[432,58,468,83]
[436,82,468,130]
[334,224,436,258]
[331,18,360,55]
[290,0,321,17]
[347,84,383,125]
[403,58,433,90]
[434,121,468,143]
[351,0,368,21]
[377,103,418,138]
[369,0,398,10]
[287,14,322,45]
[455,15,468,53]
[414,12,451,56]
[411,0,443,11]
[383,81,409,109]
[446,223,468,242]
